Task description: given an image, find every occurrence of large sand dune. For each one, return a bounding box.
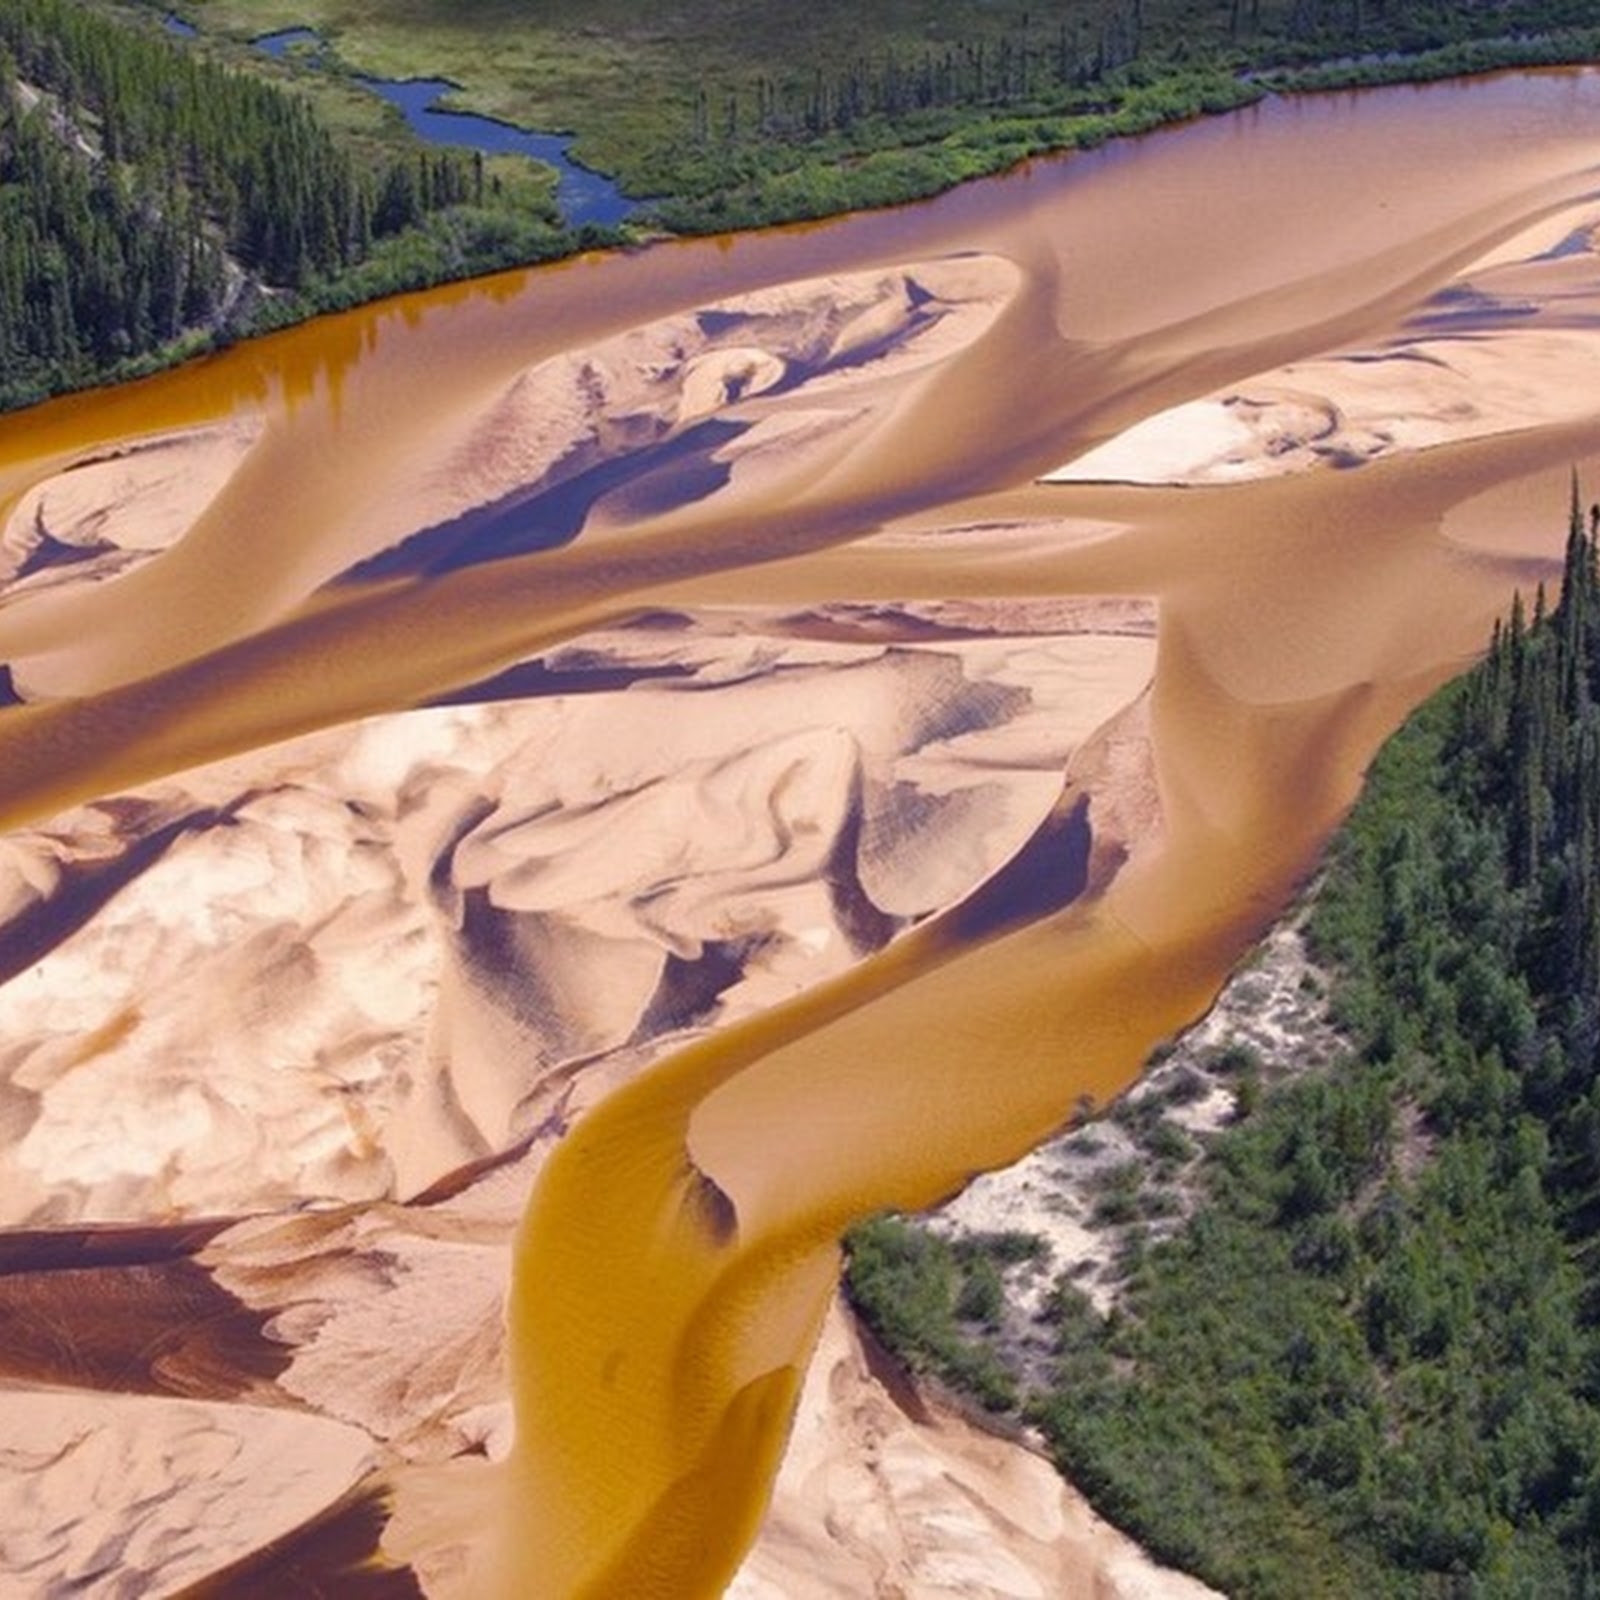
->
[0,604,1152,1225]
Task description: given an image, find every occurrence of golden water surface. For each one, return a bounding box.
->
[7,69,1600,1597]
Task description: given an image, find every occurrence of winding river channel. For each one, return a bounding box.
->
[6,67,1600,1599]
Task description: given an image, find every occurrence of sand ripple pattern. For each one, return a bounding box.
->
[5,68,1600,1600]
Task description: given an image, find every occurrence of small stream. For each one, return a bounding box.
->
[166,18,635,228]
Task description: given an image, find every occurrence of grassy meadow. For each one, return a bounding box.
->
[5,0,1595,408]
[178,0,1600,229]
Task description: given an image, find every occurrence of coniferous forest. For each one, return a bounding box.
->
[0,0,534,411]
[9,0,1600,409]
[848,500,1600,1597]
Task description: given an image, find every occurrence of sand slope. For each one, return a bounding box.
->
[731,1299,1221,1600]
[6,67,1600,1600]
[0,605,1153,1225]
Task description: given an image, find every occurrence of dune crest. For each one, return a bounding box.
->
[0,605,1152,1225]
[6,68,1600,1600]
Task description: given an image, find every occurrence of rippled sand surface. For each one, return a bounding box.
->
[6,70,1600,1598]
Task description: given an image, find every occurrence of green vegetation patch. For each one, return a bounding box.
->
[847,498,1600,1597]
[179,0,1600,225]
[843,1217,1048,1413]
[0,0,581,410]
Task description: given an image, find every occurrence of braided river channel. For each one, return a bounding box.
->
[6,67,1600,1599]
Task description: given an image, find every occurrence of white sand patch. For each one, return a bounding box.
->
[934,1138,1126,1317]
[1156,912,1345,1082]
[1047,401,1264,485]
[927,905,1343,1319]
[0,1393,372,1599]
[731,1298,1221,1600]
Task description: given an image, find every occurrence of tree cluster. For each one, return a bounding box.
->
[703,9,1148,146]
[0,0,482,408]
[693,0,1600,156]
[847,497,1600,1596]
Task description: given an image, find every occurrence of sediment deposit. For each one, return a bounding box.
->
[5,68,1600,1597]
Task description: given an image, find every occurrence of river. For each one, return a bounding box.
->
[3,67,1600,1598]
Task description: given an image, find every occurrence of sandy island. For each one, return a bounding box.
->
[1045,199,1600,487]
[6,71,1600,1600]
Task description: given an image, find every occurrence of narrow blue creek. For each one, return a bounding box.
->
[168,20,635,228]
[355,75,635,228]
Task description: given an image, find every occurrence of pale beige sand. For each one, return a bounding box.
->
[0,1391,373,1597]
[0,604,1153,1224]
[1046,201,1600,485]
[208,1188,525,1462]
[730,1298,1221,1600]
[409,257,1020,557]
[0,419,261,601]
[0,256,1017,703]
[0,1158,529,1599]
[0,594,1158,1598]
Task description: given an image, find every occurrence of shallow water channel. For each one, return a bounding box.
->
[5,65,1600,1597]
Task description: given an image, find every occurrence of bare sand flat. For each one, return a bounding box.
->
[1045,199,1600,486]
[5,68,1600,1600]
[729,1298,1221,1600]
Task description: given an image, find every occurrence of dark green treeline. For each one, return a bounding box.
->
[672,0,1600,228]
[847,499,1600,1596]
[708,0,1600,148]
[0,0,478,409]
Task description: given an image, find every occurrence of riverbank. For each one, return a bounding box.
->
[8,0,1600,414]
[183,0,1600,228]
[731,1295,1225,1600]
[840,890,1342,1402]
[5,61,1600,1599]
[844,557,1600,1592]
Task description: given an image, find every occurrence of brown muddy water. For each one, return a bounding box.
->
[6,68,1600,1597]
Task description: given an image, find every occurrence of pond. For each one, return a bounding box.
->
[246,25,636,229]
